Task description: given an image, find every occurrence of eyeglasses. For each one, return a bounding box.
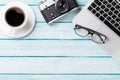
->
[74,25,108,44]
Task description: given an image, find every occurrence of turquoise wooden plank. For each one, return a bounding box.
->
[0,23,89,39]
[0,0,88,6]
[0,40,107,56]
[0,75,120,80]
[0,58,119,73]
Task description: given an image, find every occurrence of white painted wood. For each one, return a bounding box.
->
[0,0,119,79]
[0,40,107,56]
[0,75,120,80]
[0,23,88,39]
[0,58,119,73]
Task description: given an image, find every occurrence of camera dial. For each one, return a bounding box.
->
[55,0,69,13]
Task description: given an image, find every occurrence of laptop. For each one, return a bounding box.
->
[73,0,120,63]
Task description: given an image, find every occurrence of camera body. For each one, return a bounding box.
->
[39,0,78,23]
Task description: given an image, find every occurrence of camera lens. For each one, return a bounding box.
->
[55,0,69,13]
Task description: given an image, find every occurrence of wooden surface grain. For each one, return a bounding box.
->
[0,0,120,79]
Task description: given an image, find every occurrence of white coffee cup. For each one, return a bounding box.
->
[0,1,35,38]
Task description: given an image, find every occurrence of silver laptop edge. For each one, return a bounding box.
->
[73,0,120,63]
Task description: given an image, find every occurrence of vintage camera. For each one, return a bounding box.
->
[39,0,78,23]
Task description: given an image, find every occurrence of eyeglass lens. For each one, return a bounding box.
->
[75,28,89,37]
[92,34,106,44]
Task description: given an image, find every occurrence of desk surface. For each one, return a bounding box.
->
[0,0,120,79]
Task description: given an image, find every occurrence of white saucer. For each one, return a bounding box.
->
[0,1,35,38]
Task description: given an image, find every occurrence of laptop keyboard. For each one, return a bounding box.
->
[88,0,120,36]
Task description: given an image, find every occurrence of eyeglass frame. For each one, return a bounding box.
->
[74,24,108,44]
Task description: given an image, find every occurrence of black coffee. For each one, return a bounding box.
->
[5,8,25,27]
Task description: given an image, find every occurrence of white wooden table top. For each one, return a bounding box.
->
[0,0,120,79]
